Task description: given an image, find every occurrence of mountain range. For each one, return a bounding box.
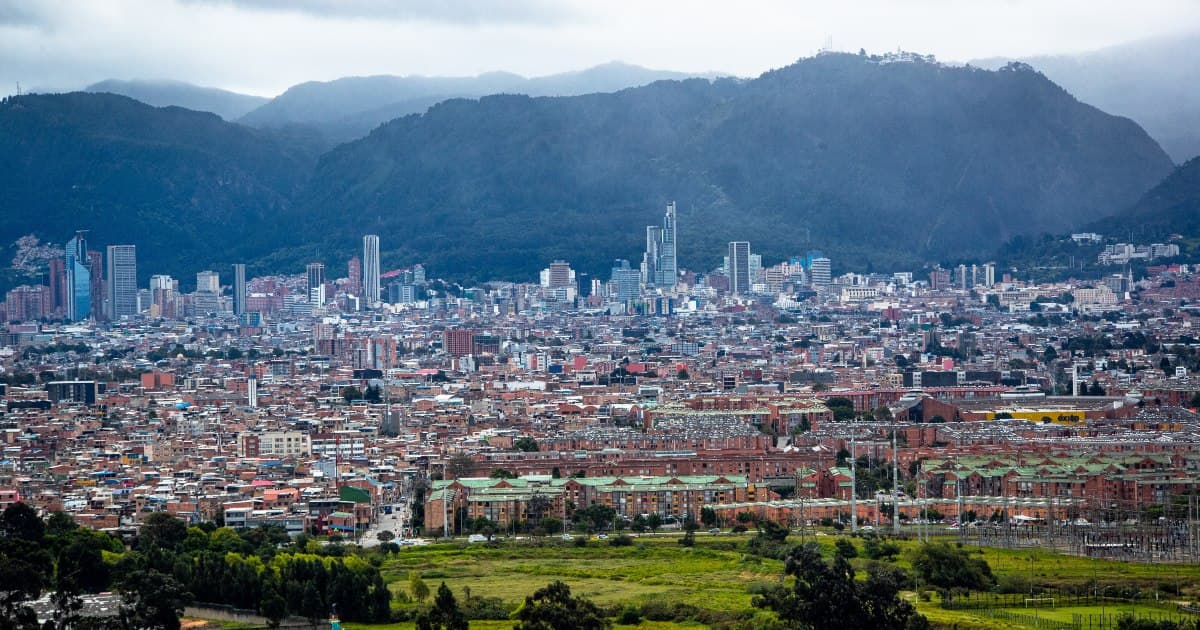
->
[89,62,722,146]
[85,79,269,121]
[0,53,1179,287]
[973,31,1200,163]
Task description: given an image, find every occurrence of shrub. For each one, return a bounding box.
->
[608,534,633,547]
[617,606,641,625]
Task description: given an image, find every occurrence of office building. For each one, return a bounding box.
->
[64,231,91,322]
[728,241,750,295]
[307,262,326,305]
[363,235,380,305]
[809,257,832,286]
[610,259,641,301]
[232,264,247,316]
[105,245,137,319]
[347,257,361,296]
[87,250,104,320]
[642,201,679,289]
[546,260,574,289]
[196,270,220,293]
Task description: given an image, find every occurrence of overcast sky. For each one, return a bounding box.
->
[2,0,1198,97]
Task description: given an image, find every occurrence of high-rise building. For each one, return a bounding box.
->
[642,202,679,289]
[307,262,326,305]
[983,262,996,287]
[610,259,641,301]
[809,257,832,286]
[727,241,750,295]
[363,235,380,305]
[105,245,137,319]
[5,285,50,321]
[48,257,65,316]
[196,270,220,293]
[547,260,573,289]
[412,263,426,285]
[87,250,104,321]
[443,329,475,357]
[150,275,175,318]
[64,231,91,322]
[232,264,247,316]
[657,201,677,288]
[347,257,361,296]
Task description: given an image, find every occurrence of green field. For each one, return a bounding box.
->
[357,533,1200,629]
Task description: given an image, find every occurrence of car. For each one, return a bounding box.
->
[596,534,608,540]
[561,533,574,541]
[467,534,488,543]
[709,528,721,535]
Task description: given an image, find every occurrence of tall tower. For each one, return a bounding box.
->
[363,235,380,305]
[87,250,104,321]
[105,245,137,320]
[642,225,661,287]
[232,263,247,316]
[347,256,362,296]
[64,231,91,322]
[728,241,750,295]
[656,201,678,289]
[307,262,326,305]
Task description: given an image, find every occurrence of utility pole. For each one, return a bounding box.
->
[892,419,900,535]
[850,416,858,533]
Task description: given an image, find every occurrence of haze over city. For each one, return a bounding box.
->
[5,1,1200,629]
[2,0,1199,95]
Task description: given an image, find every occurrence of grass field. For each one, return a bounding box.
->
[358,532,1200,629]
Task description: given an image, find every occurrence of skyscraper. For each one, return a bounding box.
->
[105,245,137,319]
[64,231,90,322]
[347,256,361,296]
[641,202,679,290]
[232,263,247,316]
[809,257,832,286]
[87,250,104,321]
[307,262,326,305]
[728,241,750,295]
[657,201,677,288]
[363,235,380,305]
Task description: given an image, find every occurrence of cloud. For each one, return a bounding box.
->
[178,0,576,25]
[0,0,49,26]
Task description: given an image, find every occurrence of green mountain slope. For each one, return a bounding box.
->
[1088,157,1200,241]
[299,53,1173,282]
[0,92,314,285]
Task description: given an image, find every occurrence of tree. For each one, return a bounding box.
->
[409,571,430,603]
[489,468,517,479]
[909,542,995,591]
[259,575,288,630]
[117,569,192,630]
[680,517,699,547]
[676,368,689,380]
[646,513,662,533]
[515,580,610,630]
[1,502,44,542]
[514,437,539,452]
[341,385,363,403]
[416,582,467,630]
[753,543,925,630]
[377,530,395,543]
[834,538,858,559]
[138,511,188,552]
[445,454,474,480]
[700,507,717,528]
[0,537,52,625]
